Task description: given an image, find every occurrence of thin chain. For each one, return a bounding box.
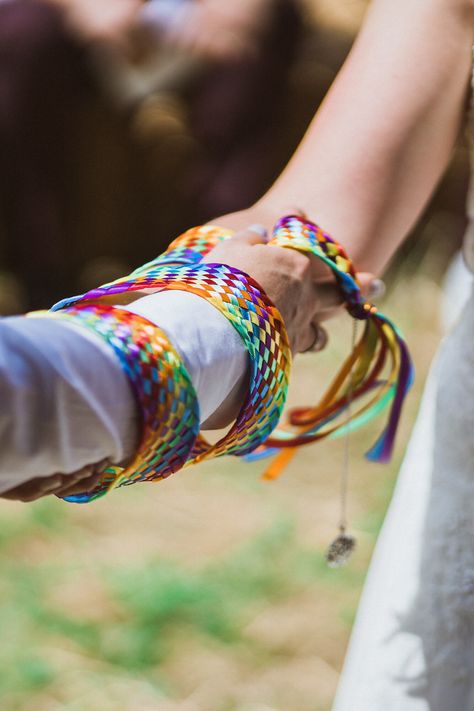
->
[339,318,358,534]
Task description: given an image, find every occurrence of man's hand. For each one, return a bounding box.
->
[0,460,109,503]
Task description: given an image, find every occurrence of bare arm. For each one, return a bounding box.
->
[220,0,474,274]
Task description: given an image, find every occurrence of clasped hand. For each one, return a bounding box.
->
[2,222,374,501]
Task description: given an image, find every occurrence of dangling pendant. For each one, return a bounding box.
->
[326,319,358,569]
[326,527,356,568]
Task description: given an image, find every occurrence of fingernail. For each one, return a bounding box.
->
[369,278,385,300]
[311,326,328,352]
[248,224,268,238]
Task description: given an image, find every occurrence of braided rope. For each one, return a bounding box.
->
[57,261,292,460]
[29,304,201,502]
[262,216,413,466]
[46,214,413,501]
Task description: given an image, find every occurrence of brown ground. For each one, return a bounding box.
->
[0,272,442,711]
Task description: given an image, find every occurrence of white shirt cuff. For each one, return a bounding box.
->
[123,290,248,423]
[0,291,248,492]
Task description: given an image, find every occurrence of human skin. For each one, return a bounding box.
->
[217,0,474,276]
[9,0,472,500]
[1,226,338,501]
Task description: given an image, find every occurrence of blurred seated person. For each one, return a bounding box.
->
[0,0,303,311]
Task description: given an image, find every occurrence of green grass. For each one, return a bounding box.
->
[0,271,437,710]
[0,514,363,707]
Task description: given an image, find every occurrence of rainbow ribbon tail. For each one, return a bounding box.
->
[246,300,414,471]
[364,313,414,463]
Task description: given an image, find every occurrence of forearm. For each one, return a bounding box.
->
[0,317,136,493]
[0,294,247,493]
[255,0,473,273]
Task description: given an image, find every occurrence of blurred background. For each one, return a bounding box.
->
[0,1,471,709]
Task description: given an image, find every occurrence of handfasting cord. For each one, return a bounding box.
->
[88,214,411,467]
[260,216,414,464]
[56,260,292,462]
[28,304,201,502]
[45,257,292,502]
[46,215,413,562]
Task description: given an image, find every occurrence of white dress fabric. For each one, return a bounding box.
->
[332,72,474,711]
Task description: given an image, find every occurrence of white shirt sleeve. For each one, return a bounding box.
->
[0,292,247,493]
[123,291,248,423]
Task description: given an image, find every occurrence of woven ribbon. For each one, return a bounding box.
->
[47,215,413,501]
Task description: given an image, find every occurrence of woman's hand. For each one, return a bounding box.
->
[0,222,355,501]
[203,224,341,354]
[210,208,377,311]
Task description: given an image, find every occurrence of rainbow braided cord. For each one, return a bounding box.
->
[260,215,414,467]
[100,214,411,468]
[52,225,233,312]
[182,265,291,464]
[48,213,412,501]
[131,225,233,273]
[52,261,292,494]
[118,214,412,466]
[29,304,200,502]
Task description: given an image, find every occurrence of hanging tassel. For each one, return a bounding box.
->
[249,215,414,477]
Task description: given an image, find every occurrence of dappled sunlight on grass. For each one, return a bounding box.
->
[0,272,441,710]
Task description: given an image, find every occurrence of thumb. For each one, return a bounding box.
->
[230,224,268,246]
